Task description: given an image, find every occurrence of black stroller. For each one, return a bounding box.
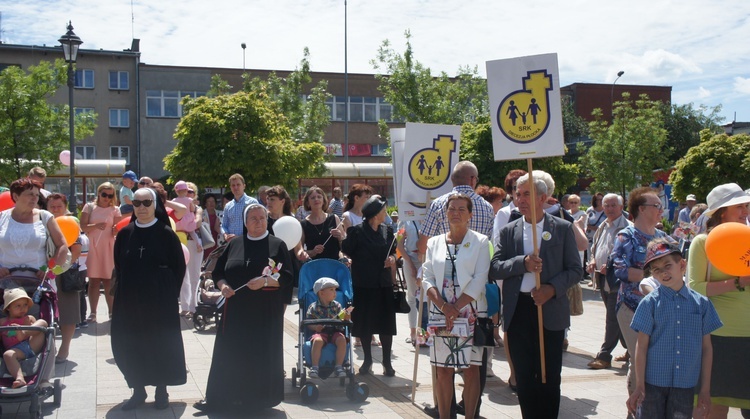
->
[291,259,368,404]
[0,268,62,418]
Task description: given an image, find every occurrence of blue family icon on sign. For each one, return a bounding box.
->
[408,135,457,191]
[497,70,554,144]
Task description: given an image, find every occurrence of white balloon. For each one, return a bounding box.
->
[272,216,302,250]
[59,150,71,166]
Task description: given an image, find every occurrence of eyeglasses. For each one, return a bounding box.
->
[132,199,153,207]
[138,181,151,185]
[642,203,663,210]
[100,192,115,199]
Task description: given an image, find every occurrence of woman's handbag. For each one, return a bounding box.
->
[393,264,411,314]
[199,222,216,248]
[472,316,496,347]
[59,268,85,292]
[567,283,584,316]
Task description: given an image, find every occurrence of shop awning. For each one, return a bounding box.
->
[51,160,127,177]
[322,162,393,178]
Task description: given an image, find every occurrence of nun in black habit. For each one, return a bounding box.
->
[194,203,293,414]
[111,188,187,410]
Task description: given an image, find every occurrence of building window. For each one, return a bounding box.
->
[109,71,129,90]
[146,90,206,117]
[109,109,130,128]
[371,144,390,157]
[325,96,399,123]
[110,146,130,164]
[74,107,95,116]
[74,69,94,89]
[75,146,96,159]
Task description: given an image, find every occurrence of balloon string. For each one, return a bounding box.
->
[321,219,345,247]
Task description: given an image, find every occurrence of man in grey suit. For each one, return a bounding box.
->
[489,173,582,418]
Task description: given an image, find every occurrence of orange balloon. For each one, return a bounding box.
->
[56,216,80,246]
[0,191,13,211]
[705,222,750,276]
[115,215,132,233]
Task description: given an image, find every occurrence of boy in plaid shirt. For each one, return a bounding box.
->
[307,277,350,378]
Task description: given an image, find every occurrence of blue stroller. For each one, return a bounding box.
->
[291,259,368,404]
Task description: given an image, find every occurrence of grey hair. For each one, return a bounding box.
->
[602,193,623,206]
[244,203,268,221]
[516,174,548,195]
[531,170,555,196]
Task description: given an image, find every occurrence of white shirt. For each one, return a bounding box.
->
[492,201,516,246]
[520,217,544,292]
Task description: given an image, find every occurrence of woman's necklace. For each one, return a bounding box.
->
[309,211,327,235]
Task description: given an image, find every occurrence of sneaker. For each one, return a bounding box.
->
[333,366,346,378]
[587,358,611,369]
[79,321,89,328]
[309,367,319,379]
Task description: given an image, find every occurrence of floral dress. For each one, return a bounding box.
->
[428,244,481,369]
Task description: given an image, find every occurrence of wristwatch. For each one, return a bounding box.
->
[735,277,745,292]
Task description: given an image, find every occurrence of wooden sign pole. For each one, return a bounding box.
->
[527,160,546,384]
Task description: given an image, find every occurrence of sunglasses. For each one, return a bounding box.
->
[132,199,153,207]
[100,192,115,199]
[138,181,151,185]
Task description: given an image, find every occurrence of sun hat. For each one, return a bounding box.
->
[313,277,339,294]
[643,238,682,269]
[704,183,750,217]
[686,194,697,202]
[174,180,188,191]
[122,170,137,182]
[3,288,32,312]
[361,196,387,220]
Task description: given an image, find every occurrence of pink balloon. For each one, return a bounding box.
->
[181,243,190,264]
[59,150,71,166]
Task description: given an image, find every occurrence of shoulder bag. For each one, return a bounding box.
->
[200,222,216,248]
[393,263,411,314]
[567,282,584,316]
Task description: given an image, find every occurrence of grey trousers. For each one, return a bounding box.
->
[595,274,625,362]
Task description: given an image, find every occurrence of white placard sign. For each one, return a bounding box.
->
[390,128,425,221]
[396,123,461,221]
[486,53,564,160]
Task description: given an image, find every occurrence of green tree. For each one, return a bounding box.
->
[371,31,577,193]
[669,129,750,201]
[583,93,669,196]
[0,60,96,184]
[661,102,724,164]
[244,48,330,144]
[163,90,326,190]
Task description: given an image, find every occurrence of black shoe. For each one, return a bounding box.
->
[383,364,396,377]
[424,405,457,419]
[121,394,146,411]
[193,400,213,413]
[154,387,169,410]
[359,361,372,375]
[457,400,481,418]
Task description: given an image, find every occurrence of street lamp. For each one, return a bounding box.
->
[241,43,246,74]
[58,21,83,214]
[610,70,624,120]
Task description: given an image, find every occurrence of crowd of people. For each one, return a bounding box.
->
[0,163,748,418]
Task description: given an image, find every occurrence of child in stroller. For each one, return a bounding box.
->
[306,278,352,379]
[1,289,48,388]
[192,277,223,331]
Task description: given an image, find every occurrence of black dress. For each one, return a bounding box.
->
[341,223,397,337]
[203,233,293,412]
[301,214,341,260]
[111,221,187,388]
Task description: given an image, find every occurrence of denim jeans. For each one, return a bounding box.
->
[637,383,693,419]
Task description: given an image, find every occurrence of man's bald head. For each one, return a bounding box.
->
[451,161,478,187]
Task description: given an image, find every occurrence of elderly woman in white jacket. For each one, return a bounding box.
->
[422,194,490,419]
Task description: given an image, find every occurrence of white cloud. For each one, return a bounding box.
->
[734,77,750,95]
[697,87,711,99]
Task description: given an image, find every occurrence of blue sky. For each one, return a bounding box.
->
[3,0,749,123]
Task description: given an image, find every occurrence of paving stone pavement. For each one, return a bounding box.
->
[0,284,743,418]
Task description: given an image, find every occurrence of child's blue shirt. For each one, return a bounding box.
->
[631,284,722,388]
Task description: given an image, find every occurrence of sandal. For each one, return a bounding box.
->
[87,314,97,323]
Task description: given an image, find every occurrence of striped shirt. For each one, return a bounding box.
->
[420,185,494,238]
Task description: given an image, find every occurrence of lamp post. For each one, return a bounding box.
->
[611,70,625,197]
[58,22,83,214]
[343,0,349,162]
[241,43,246,74]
